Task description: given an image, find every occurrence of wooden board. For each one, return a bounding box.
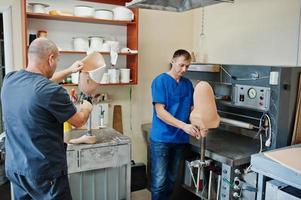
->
[264,147,301,174]
[113,105,123,134]
[292,73,301,144]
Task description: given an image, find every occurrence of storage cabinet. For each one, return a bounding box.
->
[64,128,132,200]
[23,0,138,85]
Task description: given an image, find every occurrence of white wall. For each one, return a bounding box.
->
[192,0,301,66]
[129,9,193,163]
[0,0,24,70]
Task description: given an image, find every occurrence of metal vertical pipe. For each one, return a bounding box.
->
[200,136,206,192]
[208,170,213,200]
[200,136,206,162]
[217,175,221,200]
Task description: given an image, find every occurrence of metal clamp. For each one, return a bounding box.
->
[187,159,211,193]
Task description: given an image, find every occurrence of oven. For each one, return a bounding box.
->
[183,65,301,200]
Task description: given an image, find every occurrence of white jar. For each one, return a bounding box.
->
[73,37,89,51]
[120,68,130,83]
[89,36,104,52]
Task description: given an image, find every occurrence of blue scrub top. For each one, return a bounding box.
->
[151,73,194,143]
[1,70,76,180]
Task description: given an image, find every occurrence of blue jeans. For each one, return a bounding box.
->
[7,171,72,200]
[150,140,185,200]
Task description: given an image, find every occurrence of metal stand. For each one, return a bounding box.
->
[187,136,211,197]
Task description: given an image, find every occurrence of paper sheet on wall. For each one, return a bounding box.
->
[264,147,301,174]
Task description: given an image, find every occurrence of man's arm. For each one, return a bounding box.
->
[68,100,92,127]
[51,61,83,83]
[155,103,199,137]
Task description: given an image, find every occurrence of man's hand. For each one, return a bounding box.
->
[198,128,208,138]
[80,100,93,113]
[68,61,83,73]
[182,124,200,137]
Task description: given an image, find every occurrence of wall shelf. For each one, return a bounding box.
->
[59,50,138,55]
[62,82,134,86]
[27,13,135,26]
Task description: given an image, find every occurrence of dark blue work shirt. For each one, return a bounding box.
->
[1,70,76,180]
[151,73,194,143]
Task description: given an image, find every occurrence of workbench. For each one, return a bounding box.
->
[65,128,132,200]
[251,144,301,200]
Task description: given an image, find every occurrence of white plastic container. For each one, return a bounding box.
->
[100,73,110,84]
[108,68,120,83]
[106,40,120,52]
[100,42,111,52]
[112,6,134,21]
[94,9,113,20]
[73,37,89,51]
[74,5,95,17]
[71,72,79,84]
[89,36,104,52]
[120,68,130,83]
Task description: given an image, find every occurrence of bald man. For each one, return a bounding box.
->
[1,38,92,199]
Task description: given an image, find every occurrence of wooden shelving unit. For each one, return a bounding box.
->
[27,13,135,26]
[59,50,137,55]
[23,0,139,85]
[62,82,134,86]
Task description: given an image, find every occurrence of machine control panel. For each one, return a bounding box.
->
[233,84,270,111]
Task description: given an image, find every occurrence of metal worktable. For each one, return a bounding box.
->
[142,123,260,166]
[65,128,131,151]
[190,129,260,166]
[251,144,301,200]
[64,128,132,200]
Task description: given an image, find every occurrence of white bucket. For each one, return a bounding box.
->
[120,68,130,83]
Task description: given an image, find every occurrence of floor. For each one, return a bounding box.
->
[0,181,151,200]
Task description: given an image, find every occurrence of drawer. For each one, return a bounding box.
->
[79,146,118,171]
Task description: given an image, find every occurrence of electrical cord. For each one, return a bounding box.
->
[264,114,272,147]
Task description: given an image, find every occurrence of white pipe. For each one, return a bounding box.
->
[220,117,254,129]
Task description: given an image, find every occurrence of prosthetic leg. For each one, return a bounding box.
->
[68,52,106,145]
[187,81,220,197]
[68,96,97,144]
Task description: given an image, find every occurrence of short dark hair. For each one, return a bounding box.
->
[172,49,191,60]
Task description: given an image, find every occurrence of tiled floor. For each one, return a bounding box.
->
[131,189,151,200]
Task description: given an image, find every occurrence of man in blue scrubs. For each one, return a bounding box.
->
[1,38,93,199]
[150,49,201,200]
